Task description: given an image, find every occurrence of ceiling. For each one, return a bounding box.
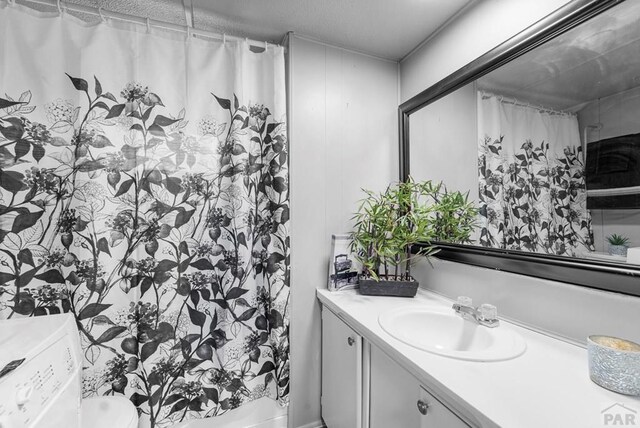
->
[189,0,474,60]
[478,0,640,112]
[53,0,474,61]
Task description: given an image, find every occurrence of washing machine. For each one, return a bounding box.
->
[0,313,82,428]
[0,314,138,428]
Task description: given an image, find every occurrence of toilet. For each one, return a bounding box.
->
[81,396,138,428]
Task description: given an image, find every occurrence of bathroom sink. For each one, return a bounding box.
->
[378,306,526,361]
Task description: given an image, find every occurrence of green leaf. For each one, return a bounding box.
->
[35,269,65,284]
[96,326,126,343]
[174,208,194,229]
[187,305,206,327]
[0,272,16,285]
[257,361,275,376]
[94,76,103,97]
[155,259,178,272]
[78,303,111,320]
[272,176,287,193]
[32,144,45,162]
[114,179,134,197]
[164,177,182,195]
[237,308,256,322]
[168,399,188,416]
[130,393,149,407]
[66,73,89,93]
[12,210,44,234]
[105,104,125,119]
[17,249,35,266]
[226,287,248,300]
[97,237,111,255]
[148,124,166,137]
[153,115,179,127]
[102,92,117,102]
[0,170,26,193]
[14,139,31,160]
[0,97,25,109]
[237,232,247,247]
[203,387,219,404]
[191,258,214,270]
[212,94,231,110]
[77,160,105,172]
[140,340,159,362]
[89,135,113,148]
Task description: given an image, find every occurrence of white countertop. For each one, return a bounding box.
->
[317,288,640,428]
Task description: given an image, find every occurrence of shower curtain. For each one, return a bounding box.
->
[0,3,289,427]
[477,93,594,256]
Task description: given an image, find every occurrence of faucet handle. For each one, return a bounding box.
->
[478,303,498,321]
[457,296,473,307]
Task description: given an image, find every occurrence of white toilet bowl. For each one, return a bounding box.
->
[81,396,138,428]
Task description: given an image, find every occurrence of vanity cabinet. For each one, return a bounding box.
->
[321,306,470,428]
[321,308,363,428]
[369,345,470,428]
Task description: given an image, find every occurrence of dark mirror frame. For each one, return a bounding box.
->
[399,0,640,297]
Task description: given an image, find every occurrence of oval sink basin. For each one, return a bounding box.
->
[379,306,526,361]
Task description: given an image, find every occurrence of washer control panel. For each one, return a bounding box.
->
[0,334,79,428]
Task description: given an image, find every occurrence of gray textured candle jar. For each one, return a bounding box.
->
[588,335,640,396]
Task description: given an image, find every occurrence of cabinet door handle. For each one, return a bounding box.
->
[417,399,429,415]
[347,337,355,346]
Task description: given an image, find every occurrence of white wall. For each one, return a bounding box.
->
[401,0,572,102]
[400,0,640,343]
[288,35,398,428]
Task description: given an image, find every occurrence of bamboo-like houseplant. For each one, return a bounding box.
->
[350,178,477,297]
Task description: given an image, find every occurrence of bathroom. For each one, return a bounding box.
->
[1,0,639,427]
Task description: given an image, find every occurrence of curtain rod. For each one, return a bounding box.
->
[10,0,278,50]
[481,91,574,117]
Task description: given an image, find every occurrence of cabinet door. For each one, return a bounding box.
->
[321,308,362,428]
[370,345,470,428]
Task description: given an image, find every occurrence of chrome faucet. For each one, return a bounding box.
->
[452,296,499,328]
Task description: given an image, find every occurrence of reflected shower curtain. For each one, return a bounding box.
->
[477,92,594,256]
[0,4,289,427]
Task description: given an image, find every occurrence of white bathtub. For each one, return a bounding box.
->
[172,398,287,428]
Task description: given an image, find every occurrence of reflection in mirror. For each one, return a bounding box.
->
[409,0,640,266]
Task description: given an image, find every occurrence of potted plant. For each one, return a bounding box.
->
[607,234,630,257]
[350,178,477,297]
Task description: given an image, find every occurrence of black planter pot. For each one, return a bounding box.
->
[359,276,419,298]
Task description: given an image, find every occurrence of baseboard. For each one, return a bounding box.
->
[294,420,325,428]
[247,414,288,428]
[172,398,287,428]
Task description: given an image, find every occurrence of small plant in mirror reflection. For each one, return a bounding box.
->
[350,177,477,282]
[607,234,630,246]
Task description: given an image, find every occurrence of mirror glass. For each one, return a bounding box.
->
[409,0,640,266]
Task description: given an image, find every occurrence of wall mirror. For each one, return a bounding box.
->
[400,0,640,296]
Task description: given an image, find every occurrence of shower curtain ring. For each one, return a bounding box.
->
[223,34,226,45]
[56,0,62,13]
[98,7,105,22]
[146,17,151,32]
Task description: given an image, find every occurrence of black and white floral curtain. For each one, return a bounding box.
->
[477,92,594,256]
[0,4,289,427]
